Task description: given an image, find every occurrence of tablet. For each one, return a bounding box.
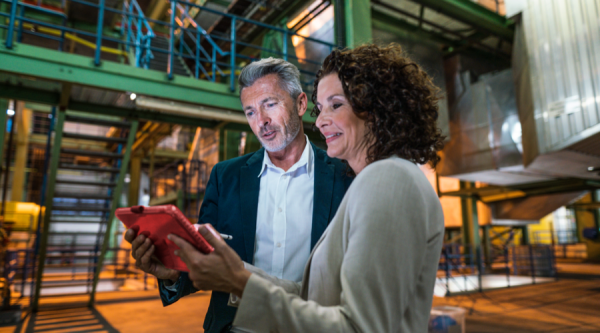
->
[116,205,214,272]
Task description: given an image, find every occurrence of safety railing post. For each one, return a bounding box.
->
[529,245,536,284]
[94,0,105,66]
[195,33,200,78]
[135,18,142,67]
[168,0,176,80]
[230,17,236,92]
[444,249,450,296]
[17,5,24,42]
[212,48,217,82]
[283,28,288,61]
[5,0,18,49]
[476,246,483,292]
[127,1,133,53]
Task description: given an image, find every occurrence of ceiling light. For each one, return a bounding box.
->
[130,93,137,101]
[6,109,14,116]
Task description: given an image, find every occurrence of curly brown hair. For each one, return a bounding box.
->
[311,44,445,167]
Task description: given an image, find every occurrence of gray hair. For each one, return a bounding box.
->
[238,57,303,100]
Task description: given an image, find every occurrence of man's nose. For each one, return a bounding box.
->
[257,111,270,127]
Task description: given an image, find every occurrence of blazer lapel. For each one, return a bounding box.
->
[311,144,335,249]
[240,148,264,263]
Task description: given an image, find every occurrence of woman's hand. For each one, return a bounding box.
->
[168,224,251,297]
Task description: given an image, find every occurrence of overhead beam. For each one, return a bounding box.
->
[0,40,242,111]
[371,7,510,66]
[409,0,514,41]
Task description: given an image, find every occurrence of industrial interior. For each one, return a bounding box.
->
[0,0,599,332]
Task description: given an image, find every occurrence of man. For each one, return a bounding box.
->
[125,58,352,333]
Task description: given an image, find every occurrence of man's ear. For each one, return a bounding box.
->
[296,92,308,117]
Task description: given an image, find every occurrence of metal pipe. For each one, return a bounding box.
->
[5,0,18,49]
[94,0,105,66]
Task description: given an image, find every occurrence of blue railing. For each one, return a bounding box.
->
[1,0,337,92]
[122,0,155,68]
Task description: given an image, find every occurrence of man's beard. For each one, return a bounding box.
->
[258,106,302,152]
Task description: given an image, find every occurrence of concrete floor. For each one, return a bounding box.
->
[2,262,599,333]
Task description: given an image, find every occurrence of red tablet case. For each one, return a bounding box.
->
[116,205,214,272]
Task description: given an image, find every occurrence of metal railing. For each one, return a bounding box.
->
[438,243,557,296]
[3,247,153,305]
[1,0,337,92]
[532,229,579,245]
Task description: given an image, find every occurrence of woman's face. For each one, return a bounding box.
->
[315,74,369,163]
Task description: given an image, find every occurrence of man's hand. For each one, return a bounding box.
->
[169,224,251,297]
[124,229,181,283]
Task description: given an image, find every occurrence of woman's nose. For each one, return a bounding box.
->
[316,111,329,130]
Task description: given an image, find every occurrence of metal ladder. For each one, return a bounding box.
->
[30,109,138,310]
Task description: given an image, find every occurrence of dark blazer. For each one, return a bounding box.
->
[159,142,352,333]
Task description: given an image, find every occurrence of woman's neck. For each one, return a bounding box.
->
[346,148,369,175]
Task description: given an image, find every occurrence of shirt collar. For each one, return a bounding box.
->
[258,135,313,178]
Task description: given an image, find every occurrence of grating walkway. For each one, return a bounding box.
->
[433,278,600,332]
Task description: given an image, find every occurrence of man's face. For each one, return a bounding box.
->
[240,74,305,152]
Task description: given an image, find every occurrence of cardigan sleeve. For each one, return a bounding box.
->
[232,159,440,332]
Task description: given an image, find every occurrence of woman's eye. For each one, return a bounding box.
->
[333,103,342,109]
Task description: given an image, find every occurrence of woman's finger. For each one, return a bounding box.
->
[168,234,196,264]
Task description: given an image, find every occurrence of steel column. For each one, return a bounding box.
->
[31,108,66,312]
[94,0,106,66]
[344,0,371,48]
[333,0,346,47]
[89,119,139,306]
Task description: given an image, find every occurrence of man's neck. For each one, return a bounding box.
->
[267,129,307,172]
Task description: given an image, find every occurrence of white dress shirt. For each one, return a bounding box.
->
[164,136,315,293]
[253,136,314,282]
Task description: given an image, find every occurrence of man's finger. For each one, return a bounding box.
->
[198,224,225,249]
[124,229,136,243]
[134,238,152,260]
[130,234,146,254]
[140,245,154,268]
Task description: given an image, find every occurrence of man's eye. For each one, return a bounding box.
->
[246,111,254,116]
[267,103,276,107]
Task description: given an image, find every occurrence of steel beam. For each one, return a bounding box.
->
[89,119,139,306]
[371,7,510,66]
[0,41,242,111]
[409,0,514,41]
[32,108,66,312]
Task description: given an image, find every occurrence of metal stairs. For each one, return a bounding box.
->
[147,35,193,77]
[29,110,139,310]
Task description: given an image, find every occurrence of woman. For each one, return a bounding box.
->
[170,44,446,332]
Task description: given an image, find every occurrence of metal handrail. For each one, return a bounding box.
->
[2,0,337,91]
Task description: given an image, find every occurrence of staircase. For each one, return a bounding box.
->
[147,35,193,77]
[25,111,139,309]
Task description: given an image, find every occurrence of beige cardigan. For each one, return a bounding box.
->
[232,157,445,332]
